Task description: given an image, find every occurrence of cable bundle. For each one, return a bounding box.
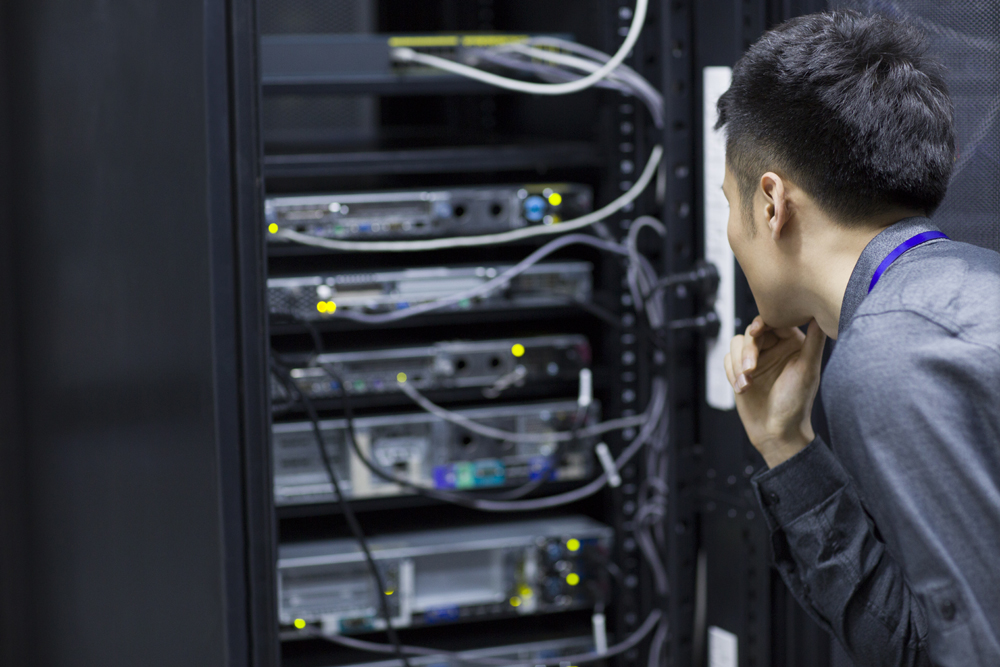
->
[271,3,673,664]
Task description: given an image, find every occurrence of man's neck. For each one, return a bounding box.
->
[801,210,923,340]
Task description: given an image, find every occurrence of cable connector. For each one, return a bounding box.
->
[577,368,593,409]
[482,365,528,399]
[392,47,417,62]
[656,260,720,298]
[592,611,608,654]
[667,311,721,338]
[595,442,621,488]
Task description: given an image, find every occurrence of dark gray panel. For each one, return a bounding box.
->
[0,0,28,659]
[0,0,265,664]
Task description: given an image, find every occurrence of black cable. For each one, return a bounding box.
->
[271,359,412,667]
[271,314,591,508]
[470,403,587,501]
[318,363,570,509]
[304,608,664,667]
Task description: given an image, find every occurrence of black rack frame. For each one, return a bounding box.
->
[0,1,833,666]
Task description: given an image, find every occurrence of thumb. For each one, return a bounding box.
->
[800,319,827,366]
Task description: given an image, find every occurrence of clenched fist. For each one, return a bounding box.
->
[724,317,827,468]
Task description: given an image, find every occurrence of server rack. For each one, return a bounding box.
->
[254,2,835,667]
[260,3,668,667]
[0,0,840,666]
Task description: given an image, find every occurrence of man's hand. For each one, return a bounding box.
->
[724,317,827,468]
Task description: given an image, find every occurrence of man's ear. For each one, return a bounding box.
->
[759,172,788,240]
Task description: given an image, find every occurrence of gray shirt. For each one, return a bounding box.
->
[751,217,1000,666]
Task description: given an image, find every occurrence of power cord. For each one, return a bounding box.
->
[270,359,412,667]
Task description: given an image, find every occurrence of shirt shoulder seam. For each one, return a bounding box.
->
[848,307,1000,363]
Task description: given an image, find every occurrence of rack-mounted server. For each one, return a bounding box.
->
[273,399,598,504]
[266,183,592,241]
[268,262,593,321]
[271,334,590,403]
[278,516,612,635]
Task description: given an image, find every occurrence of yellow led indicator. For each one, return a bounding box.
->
[316,301,328,313]
[547,193,563,206]
[511,343,525,357]
[510,596,522,607]
[566,573,580,586]
[384,590,395,596]
[326,301,337,313]
[519,585,533,598]
[268,223,279,234]
[293,618,307,630]
[397,372,407,383]
[566,538,581,552]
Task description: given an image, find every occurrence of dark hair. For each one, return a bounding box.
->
[716,10,956,228]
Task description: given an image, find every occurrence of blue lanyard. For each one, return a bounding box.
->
[868,231,949,293]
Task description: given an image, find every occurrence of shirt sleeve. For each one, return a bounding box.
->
[752,436,932,666]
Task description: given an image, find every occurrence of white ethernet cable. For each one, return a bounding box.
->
[273,145,663,252]
[308,609,664,667]
[320,233,628,325]
[466,41,664,128]
[395,379,649,445]
[626,215,668,329]
[391,0,649,96]
[311,226,670,330]
[352,376,667,513]
[497,42,664,124]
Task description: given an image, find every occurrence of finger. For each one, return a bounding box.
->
[751,329,781,354]
[771,326,807,342]
[724,352,736,388]
[729,335,750,393]
[799,319,827,367]
[741,330,761,374]
[746,316,771,337]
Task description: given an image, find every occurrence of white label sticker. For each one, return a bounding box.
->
[703,66,736,411]
[708,625,739,667]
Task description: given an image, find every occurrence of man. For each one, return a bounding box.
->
[716,10,1000,667]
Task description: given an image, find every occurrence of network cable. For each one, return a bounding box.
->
[273,145,663,252]
[295,233,629,326]
[269,360,412,667]
[626,215,669,330]
[390,0,649,97]
[493,40,663,124]
[305,608,665,667]
[270,320,660,509]
[394,379,648,444]
[273,356,669,664]
[465,48,663,127]
[337,374,668,512]
[466,41,664,128]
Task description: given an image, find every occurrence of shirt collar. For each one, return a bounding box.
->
[838,216,940,335]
